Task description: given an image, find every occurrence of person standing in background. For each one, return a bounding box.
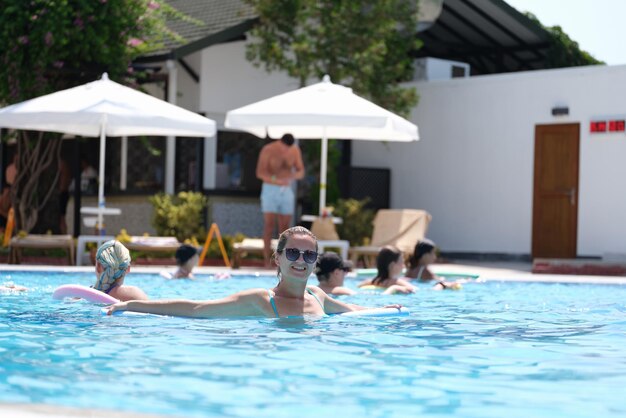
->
[255,134,305,268]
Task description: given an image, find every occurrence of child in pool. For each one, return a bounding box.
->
[405,239,462,290]
[93,240,148,301]
[357,246,416,294]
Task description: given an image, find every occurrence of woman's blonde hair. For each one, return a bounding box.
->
[94,240,131,292]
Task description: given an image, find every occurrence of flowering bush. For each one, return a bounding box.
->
[0,1,195,232]
[0,0,188,103]
[0,0,175,104]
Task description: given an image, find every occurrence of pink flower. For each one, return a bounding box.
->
[148,1,160,9]
[53,61,64,68]
[128,38,144,47]
[74,17,84,29]
[18,36,29,45]
[44,32,53,46]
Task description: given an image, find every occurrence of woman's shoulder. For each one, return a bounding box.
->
[305,285,326,296]
[113,285,148,301]
[331,286,357,296]
[234,288,273,299]
[404,266,419,279]
[357,278,374,287]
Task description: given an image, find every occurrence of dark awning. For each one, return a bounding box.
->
[415,0,552,75]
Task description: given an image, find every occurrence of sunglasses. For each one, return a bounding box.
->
[283,248,318,264]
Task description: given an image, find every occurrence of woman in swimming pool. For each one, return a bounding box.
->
[405,239,461,290]
[357,246,416,294]
[105,227,395,318]
[94,240,148,301]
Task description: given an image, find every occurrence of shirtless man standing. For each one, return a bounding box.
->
[256,134,305,267]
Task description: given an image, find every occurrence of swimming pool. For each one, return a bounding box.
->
[1,270,625,417]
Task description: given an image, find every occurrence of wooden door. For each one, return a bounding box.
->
[532,124,579,259]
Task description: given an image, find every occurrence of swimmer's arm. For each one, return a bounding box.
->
[383,284,413,295]
[383,279,416,295]
[106,290,266,318]
[309,286,366,314]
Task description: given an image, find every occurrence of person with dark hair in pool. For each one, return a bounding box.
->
[405,238,462,290]
[161,244,201,280]
[93,240,148,301]
[357,246,416,295]
[315,252,356,296]
[105,227,399,318]
[256,133,305,268]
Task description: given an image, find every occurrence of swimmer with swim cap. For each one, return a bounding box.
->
[93,240,148,301]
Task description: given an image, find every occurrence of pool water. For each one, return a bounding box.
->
[1,271,626,418]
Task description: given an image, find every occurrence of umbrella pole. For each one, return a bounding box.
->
[97,117,107,235]
[319,129,328,216]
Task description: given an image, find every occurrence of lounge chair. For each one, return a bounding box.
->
[122,236,182,253]
[349,209,432,267]
[9,234,75,265]
[232,238,277,269]
[310,216,350,259]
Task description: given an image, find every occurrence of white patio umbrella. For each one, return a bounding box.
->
[225,75,419,215]
[0,73,216,231]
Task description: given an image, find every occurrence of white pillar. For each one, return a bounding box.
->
[203,135,217,189]
[165,59,177,194]
[319,130,328,215]
[120,136,128,190]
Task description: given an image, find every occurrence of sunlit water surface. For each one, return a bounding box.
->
[1,271,625,418]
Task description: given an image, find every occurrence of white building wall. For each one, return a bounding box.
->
[176,51,202,111]
[200,41,300,127]
[141,52,203,110]
[353,64,626,257]
[191,40,626,257]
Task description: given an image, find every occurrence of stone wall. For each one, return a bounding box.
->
[66,195,157,237]
[66,195,265,239]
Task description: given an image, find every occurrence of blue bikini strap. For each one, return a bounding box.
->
[267,289,279,318]
[306,288,325,311]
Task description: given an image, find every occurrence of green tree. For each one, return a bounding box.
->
[0,0,188,232]
[245,0,421,209]
[245,0,420,115]
[524,13,604,67]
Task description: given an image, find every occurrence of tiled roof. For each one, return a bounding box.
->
[140,0,258,61]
